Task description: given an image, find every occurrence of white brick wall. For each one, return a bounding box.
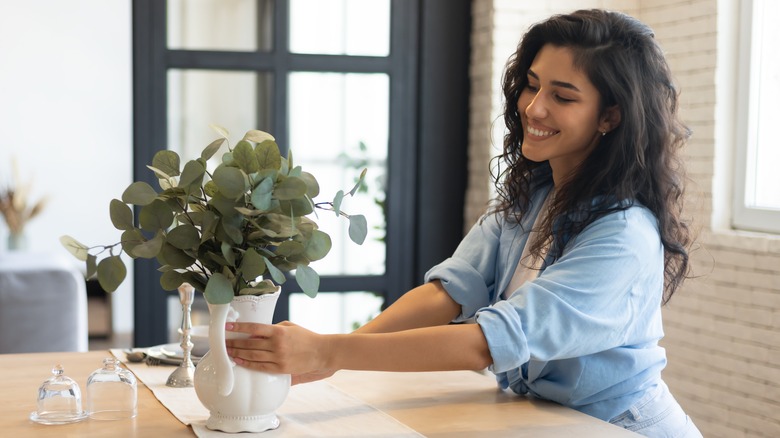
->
[467,1,780,436]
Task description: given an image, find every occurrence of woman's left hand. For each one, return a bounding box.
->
[225,321,330,375]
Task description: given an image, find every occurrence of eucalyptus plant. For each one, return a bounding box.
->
[61,127,367,305]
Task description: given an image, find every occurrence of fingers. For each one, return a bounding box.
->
[225,321,275,337]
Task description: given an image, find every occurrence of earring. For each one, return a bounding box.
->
[600,130,607,137]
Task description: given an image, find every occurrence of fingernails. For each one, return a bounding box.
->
[225,322,234,330]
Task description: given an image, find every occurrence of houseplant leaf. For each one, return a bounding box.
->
[139,199,174,231]
[60,235,89,261]
[204,272,234,305]
[233,140,259,174]
[152,150,181,177]
[273,176,308,200]
[202,137,226,160]
[348,214,368,244]
[213,165,247,200]
[97,255,126,293]
[122,181,158,206]
[295,264,319,298]
[109,199,134,231]
[255,140,282,171]
[167,224,200,250]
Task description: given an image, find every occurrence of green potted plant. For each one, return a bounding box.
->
[60,126,367,305]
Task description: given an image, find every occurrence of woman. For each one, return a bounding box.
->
[225,9,701,437]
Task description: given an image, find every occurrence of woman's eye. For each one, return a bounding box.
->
[525,83,539,93]
[555,94,575,103]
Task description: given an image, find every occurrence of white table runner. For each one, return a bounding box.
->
[110,349,422,437]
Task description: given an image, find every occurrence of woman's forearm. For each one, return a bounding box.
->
[325,323,493,372]
[355,280,461,334]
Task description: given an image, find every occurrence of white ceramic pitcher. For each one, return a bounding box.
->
[193,289,291,433]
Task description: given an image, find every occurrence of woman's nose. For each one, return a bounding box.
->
[523,92,547,119]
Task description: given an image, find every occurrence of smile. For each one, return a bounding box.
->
[527,126,558,137]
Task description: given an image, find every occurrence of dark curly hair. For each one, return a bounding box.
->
[489,9,692,304]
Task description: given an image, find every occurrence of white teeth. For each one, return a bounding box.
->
[528,126,557,137]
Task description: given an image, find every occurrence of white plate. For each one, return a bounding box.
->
[146,343,201,365]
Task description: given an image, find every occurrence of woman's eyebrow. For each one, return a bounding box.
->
[527,69,581,92]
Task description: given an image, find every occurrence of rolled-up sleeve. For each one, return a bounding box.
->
[476,208,664,374]
[424,214,503,321]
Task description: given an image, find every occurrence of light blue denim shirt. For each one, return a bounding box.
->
[425,186,667,422]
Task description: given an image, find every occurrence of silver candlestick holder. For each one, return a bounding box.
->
[166,283,196,388]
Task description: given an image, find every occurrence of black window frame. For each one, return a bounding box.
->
[131,0,470,347]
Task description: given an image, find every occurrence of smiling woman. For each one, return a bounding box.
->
[224,9,701,437]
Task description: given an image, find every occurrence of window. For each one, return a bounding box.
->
[733,0,780,233]
[132,0,470,346]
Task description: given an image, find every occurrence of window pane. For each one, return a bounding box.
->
[290,291,383,333]
[288,72,388,275]
[289,0,390,56]
[167,0,272,52]
[752,0,780,209]
[167,69,272,161]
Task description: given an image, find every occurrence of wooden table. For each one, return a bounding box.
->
[2,351,637,437]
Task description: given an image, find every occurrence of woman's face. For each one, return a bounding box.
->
[517,44,615,185]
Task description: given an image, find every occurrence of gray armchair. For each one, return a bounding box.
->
[0,252,88,353]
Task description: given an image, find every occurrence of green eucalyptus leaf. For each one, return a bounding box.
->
[255,140,282,171]
[202,137,226,160]
[179,159,206,189]
[233,140,259,174]
[263,257,287,284]
[130,231,164,258]
[279,197,314,216]
[122,181,158,206]
[273,176,308,200]
[203,180,219,197]
[304,229,332,261]
[276,240,305,257]
[234,206,264,216]
[263,213,300,238]
[250,177,274,211]
[348,214,368,245]
[221,241,236,267]
[59,235,89,261]
[152,150,181,177]
[332,190,344,216]
[209,193,240,217]
[160,269,185,291]
[204,272,234,304]
[288,165,302,178]
[147,165,173,181]
[200,210,218,243]
[97,256,126,293]
[139,199,174,231]
[244,129,275,143]
[295,264,319,298]
[240,248,266,281]
[299,171,320,198]
[160,242,196,269]
[210,124,230,139]
[86,254,98,278]
[220,216,244,245]
[167,224,200,250]
[120,228,144,256]
[213,165,247,200]
[348,168,368,196]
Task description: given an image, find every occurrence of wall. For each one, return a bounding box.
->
[0,0,134,334]
[467,0,780,436]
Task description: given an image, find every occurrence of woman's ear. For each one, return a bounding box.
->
[599,105,621,133]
